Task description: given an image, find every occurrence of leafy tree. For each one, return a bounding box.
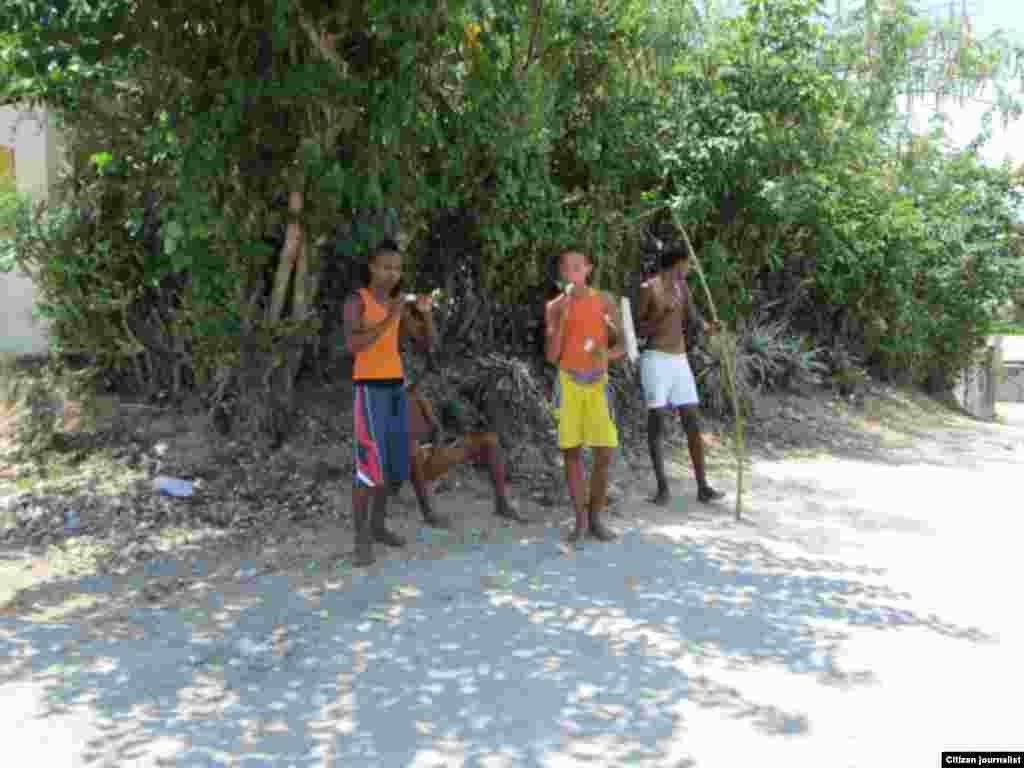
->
[1,0,1021,434]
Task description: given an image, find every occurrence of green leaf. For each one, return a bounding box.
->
[398,41,417,69]
[89,151,113,172]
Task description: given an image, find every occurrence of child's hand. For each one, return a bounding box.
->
[547,294,568,321]
[384,299,403,323]
[414,294,433,314]
[706,320,722,336]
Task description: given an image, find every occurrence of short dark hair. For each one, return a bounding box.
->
[370,238,400,261]
[358,239,402,292]
[659,243,689,272]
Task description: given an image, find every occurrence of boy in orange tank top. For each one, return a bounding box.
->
[545,250,626,545]
[342,240,444,567]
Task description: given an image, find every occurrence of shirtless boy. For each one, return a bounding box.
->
[636,244,724,505]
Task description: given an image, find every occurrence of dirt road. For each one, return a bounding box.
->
[1,403,1022,767]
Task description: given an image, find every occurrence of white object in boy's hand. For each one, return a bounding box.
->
[404,288,443,305]
[621,297,639,363]
[583,338,594,353]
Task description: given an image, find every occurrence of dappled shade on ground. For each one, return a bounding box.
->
[0,525,991,767]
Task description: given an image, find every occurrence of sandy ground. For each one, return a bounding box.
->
[0,402,1022,767]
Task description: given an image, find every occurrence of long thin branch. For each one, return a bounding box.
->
[672,212,746,522]
[523,0,545,73]
[298,12,345,70]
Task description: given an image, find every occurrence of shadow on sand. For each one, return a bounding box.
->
[0,518,993,767]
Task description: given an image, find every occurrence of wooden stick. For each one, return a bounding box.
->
[672,213,746,521]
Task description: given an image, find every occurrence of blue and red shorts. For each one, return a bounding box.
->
[353,379,409,488]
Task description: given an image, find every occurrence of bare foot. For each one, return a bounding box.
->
[697,485,724,504]
[421,507,451,529]
[648,488,671,506]
[353,547,374,567]
[495,498,529,524]
[372,527,407,548]
[588,518,617,542]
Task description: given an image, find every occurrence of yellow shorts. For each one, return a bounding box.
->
[553,369,618,450]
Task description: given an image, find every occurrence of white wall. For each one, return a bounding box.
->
[1,106,62,357]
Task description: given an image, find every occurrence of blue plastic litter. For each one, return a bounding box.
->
[156,477,194,497]
[63,510,81,534]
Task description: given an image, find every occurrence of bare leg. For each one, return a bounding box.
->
[410,441,450,528]
[475,394,527,522]
[646,408,671,505]
[352,484,375,566]
[679,406,723,502]
[371,487,406,547]
[588,447,617,541]
[470,432,528,523]
[563,447,588,545]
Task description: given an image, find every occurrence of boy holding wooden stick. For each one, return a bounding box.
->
[636,244,724,506]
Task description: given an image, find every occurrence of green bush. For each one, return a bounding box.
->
[0,174,30,273]
[2,0,1020,433]
[991,321,1024,336]
[697,316,827,417]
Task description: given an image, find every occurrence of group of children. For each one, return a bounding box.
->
[344,240,723,565]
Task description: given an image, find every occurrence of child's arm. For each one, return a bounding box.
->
[684,282,720,349]
[343,293,400,356]
[544,295,569,365]
[635,280,657,338]
[401,301,436,353]
[602,292,626,362]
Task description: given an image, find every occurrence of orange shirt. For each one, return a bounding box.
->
[559,289,608,373]
[352,288,403,381]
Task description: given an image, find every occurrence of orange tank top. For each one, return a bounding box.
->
[352,288,403,381]
[559,289,609,373]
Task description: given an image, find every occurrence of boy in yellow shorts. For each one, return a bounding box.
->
[545,250,625,545]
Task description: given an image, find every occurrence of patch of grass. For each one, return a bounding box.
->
[13,476,38,492]
[26,593,101,623]
[991,321,1024,336]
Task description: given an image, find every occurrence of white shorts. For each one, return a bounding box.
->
[640,350,699,410]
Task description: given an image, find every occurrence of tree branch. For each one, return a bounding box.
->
[297,11,344,70]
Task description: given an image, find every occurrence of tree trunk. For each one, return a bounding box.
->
[281,231,321,409]
[268,189,305,324]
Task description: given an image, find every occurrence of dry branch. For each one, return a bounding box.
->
[672,213,746,521]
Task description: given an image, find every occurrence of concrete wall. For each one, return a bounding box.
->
[1,106,62,357]
[999,335,1024,364]
[997,336,1024,403]
[951,337,1000,420]
[998,363,1024,403]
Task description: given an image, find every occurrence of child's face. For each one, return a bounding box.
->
[369,250,402,292]
[560,251,592,288]
[670,257,690,281]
